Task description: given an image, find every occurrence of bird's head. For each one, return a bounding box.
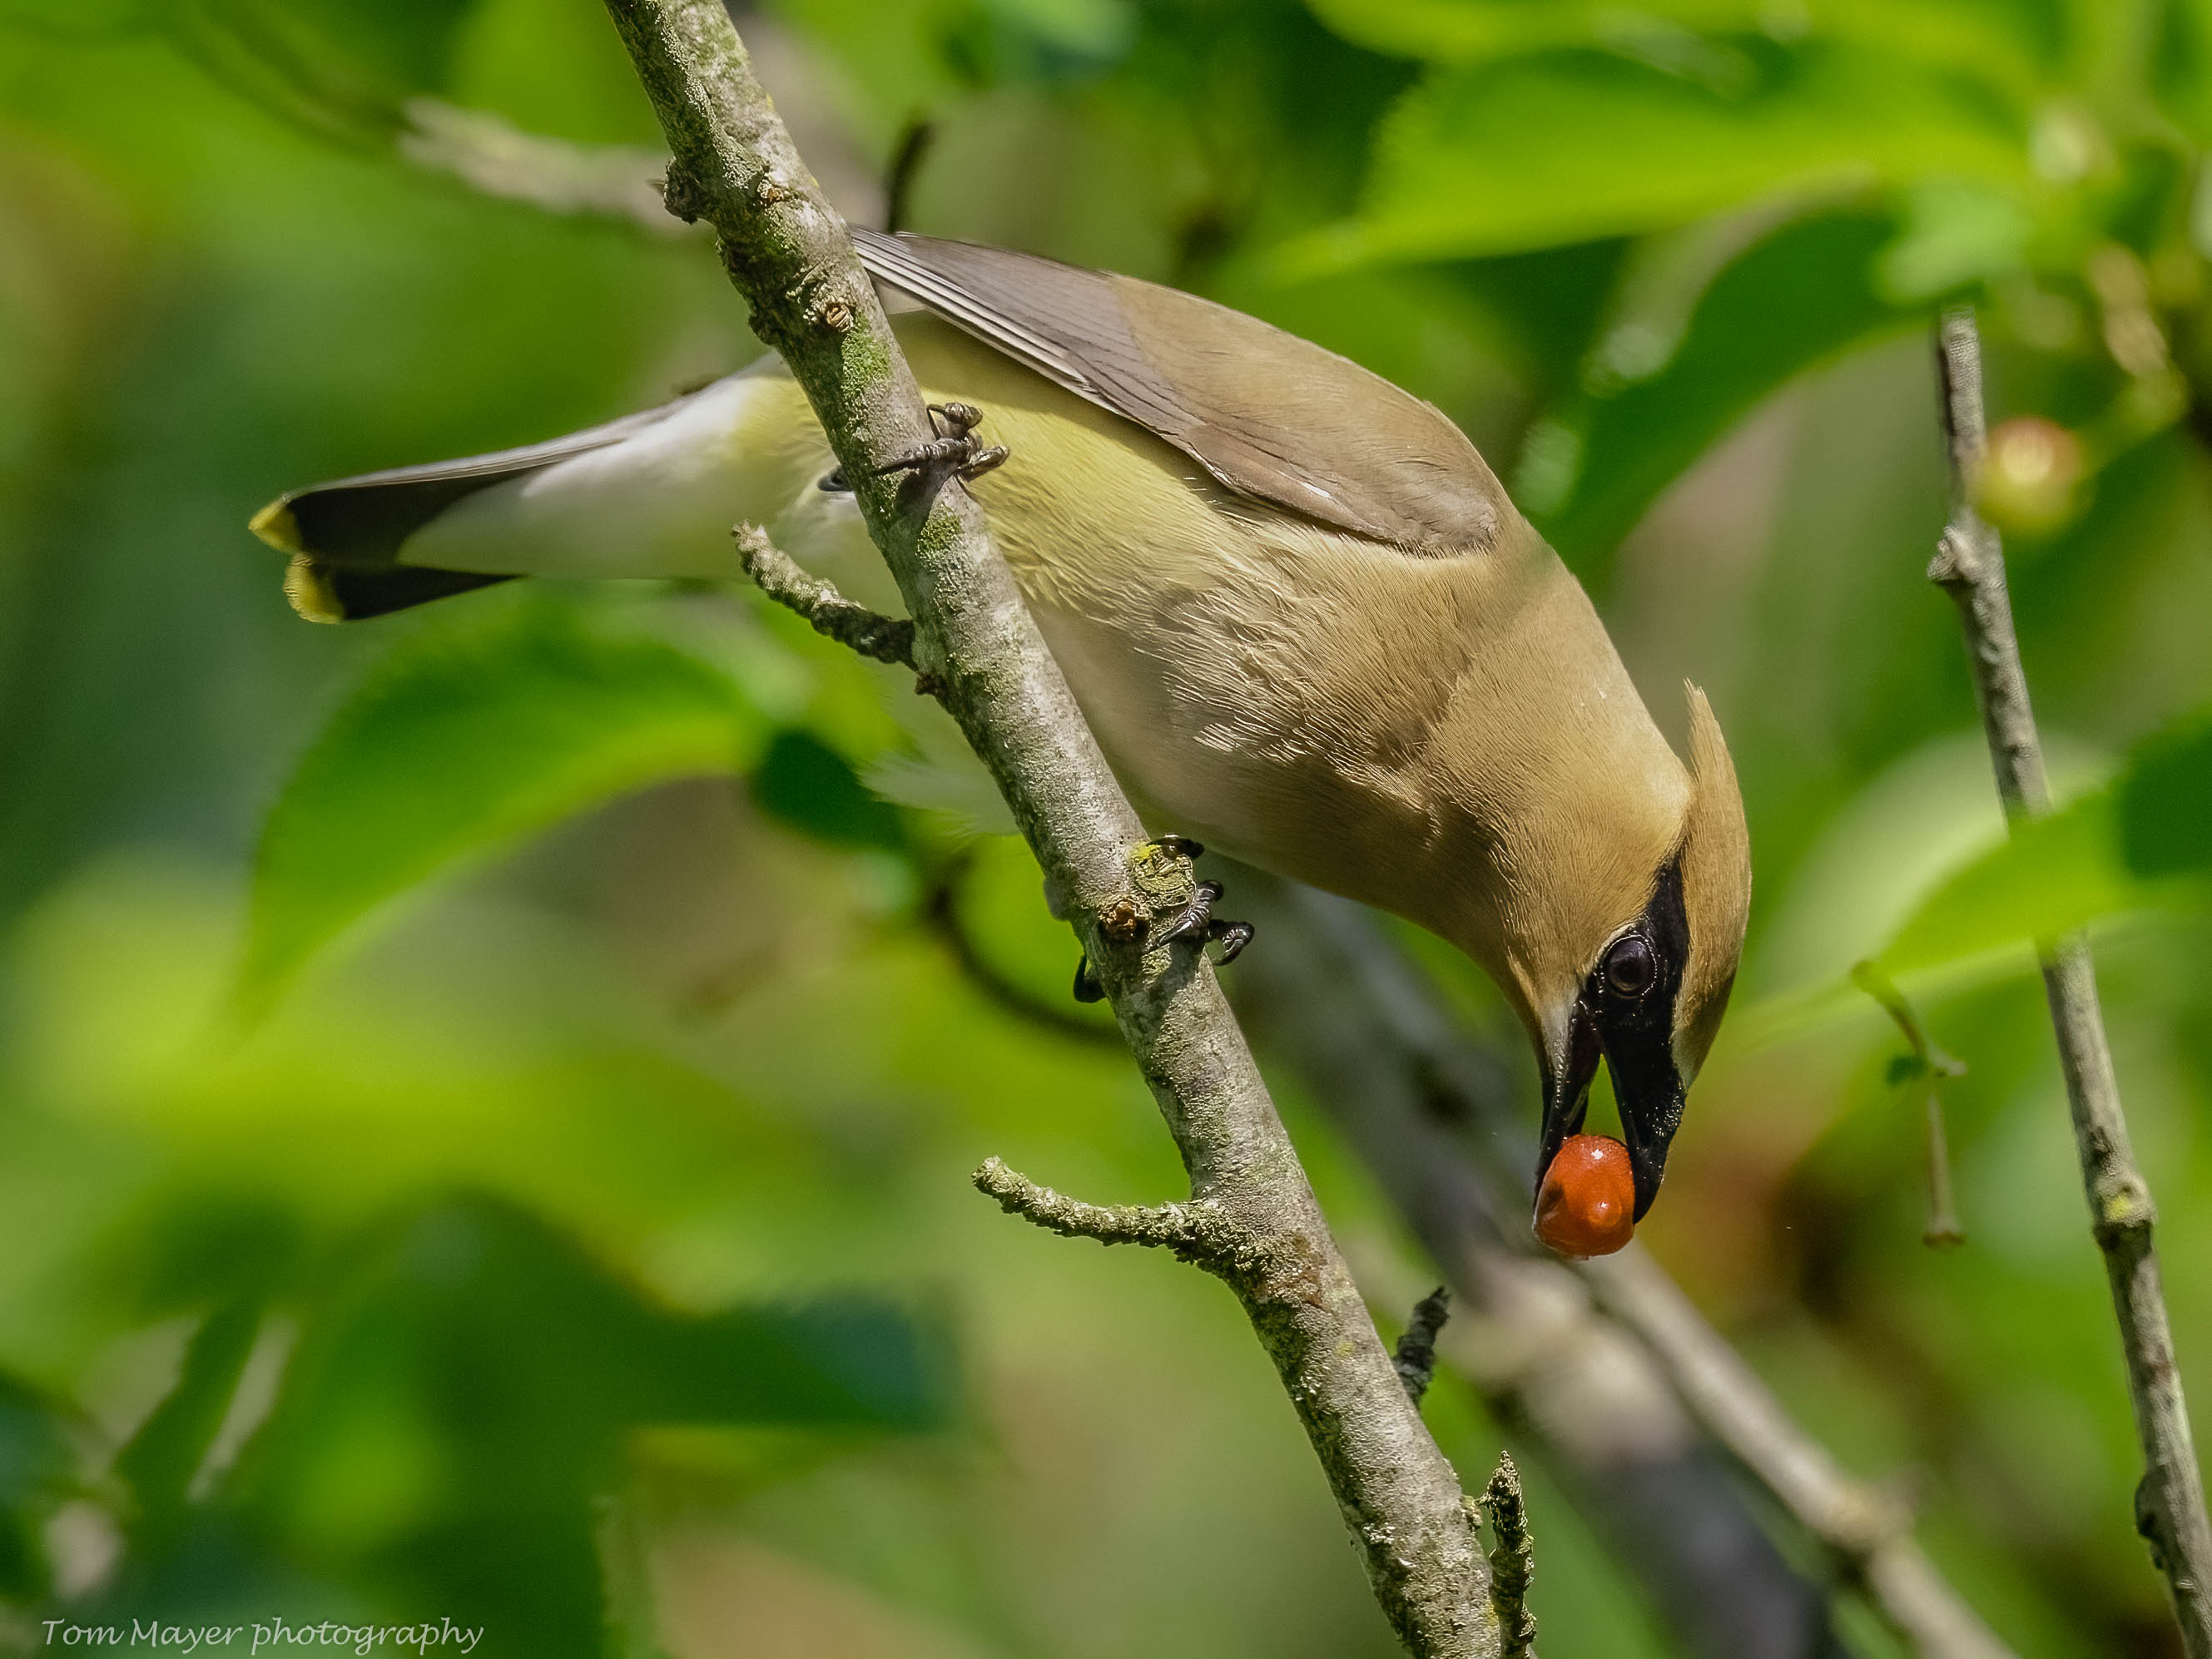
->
[1483,684,1751,1226]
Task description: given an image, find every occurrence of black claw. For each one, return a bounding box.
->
[958,444,1009,481]
[1153,879,1223,948]
[1209,919,1254,965]
[1072,954,1105,1003]
[1152,834,1205,861]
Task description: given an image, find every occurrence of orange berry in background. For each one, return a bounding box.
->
[1534,1133,1636,1258]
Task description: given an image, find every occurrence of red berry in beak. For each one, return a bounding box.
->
[1534,1133,1636,1258]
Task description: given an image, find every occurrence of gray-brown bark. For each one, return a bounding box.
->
[596,2,1496,1650]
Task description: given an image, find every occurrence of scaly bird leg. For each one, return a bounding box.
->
[871,402,1008,483]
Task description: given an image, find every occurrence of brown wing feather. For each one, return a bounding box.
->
[853,230,1508,554]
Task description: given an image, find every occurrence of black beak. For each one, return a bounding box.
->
[1615,1072,1684,1221]
[1603,1030,1687,1222]
[1535,1003,1601,1201]
[1535,994,1687,1223]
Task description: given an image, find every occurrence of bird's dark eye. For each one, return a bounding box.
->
[1604,933,1656,998]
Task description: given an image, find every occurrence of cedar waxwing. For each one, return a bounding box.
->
[250,230,1752,1225]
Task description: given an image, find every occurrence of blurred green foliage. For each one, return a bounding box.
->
[6,0,2212,1656]
[242,600,769,1008]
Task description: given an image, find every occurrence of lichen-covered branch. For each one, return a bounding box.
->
[597,4,1496,1651]
[734,525,916,670]
[1481,1454,1538,1659]
[1227,869,2015,1659]
[1932,308,2212,1656]
[974,1156,1221,1260]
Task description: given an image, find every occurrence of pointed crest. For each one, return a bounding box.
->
[1674,684,1751,1079]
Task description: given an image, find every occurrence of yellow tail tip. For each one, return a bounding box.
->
[249,498,303,554]
[283,556,345,624]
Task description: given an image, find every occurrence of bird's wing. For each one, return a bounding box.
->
[853,229,1510,555]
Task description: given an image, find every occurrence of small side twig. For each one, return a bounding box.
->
[1852,962,1967,1247]
[973,1156,1221,1264]
[1481,1453,1538,1659]
[1918,1085,1966,1250]
[1851,960,1966,1080]
[1393,1287,1450,1406]
[398,97,687,236]
[1933,307,2212,1655]
[734,525,918,671]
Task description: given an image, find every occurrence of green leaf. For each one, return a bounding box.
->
[243,601,764,1010]
[244,1196,955,1658]
[1271,42,2027,276]
[1304,0,1772,66]
[115,1299,264,1543]
[1876,716,2212,978]
[1303,0,2061,89]
[155,0,479,149]
[752,729,907,851]
[1877,790,2138,973]
[1536,209,1914,571]
[2155,0,2212,146]
[0,1374,77,1601]
[2120,720,2212,878]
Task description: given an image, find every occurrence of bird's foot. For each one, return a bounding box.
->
[872,403,1008,483]
[1153,883,1257,965]
[1068,834,1253,1003]
[1142,838,1257,967]
[1159,895,1255,966]
[1151,879,1224,948]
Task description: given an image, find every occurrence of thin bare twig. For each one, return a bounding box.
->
[1851,959,1966,1080]
[397,97,687,235]
[1578,1248,2014,1658]
[598,5,1498,1651]
[1395,1288,1451,1406]
[1918,1084,1966,1250]
[1932,307,2212,1654]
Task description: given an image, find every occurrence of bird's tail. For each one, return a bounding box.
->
[249,365,827,622]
